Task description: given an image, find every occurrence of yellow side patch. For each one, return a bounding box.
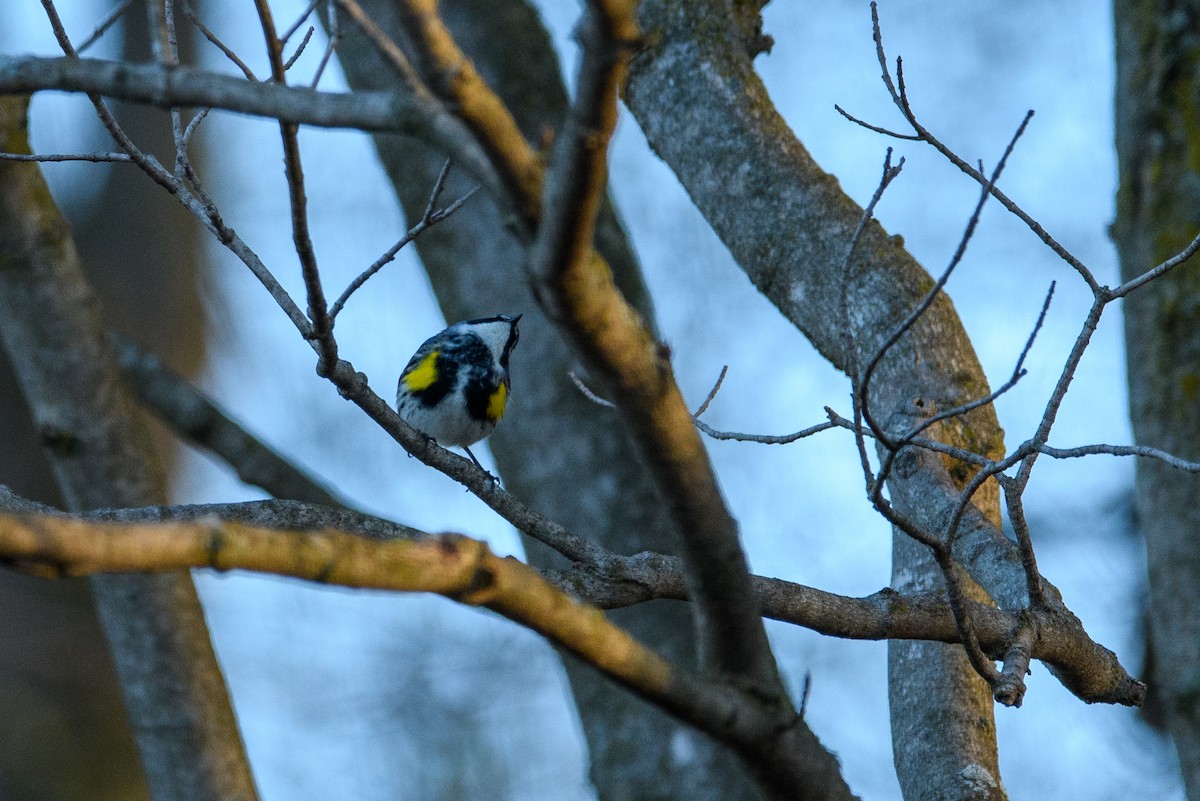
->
[487,382,508,422]
[402,350,439,392]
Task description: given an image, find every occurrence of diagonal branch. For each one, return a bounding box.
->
[529,0,782,690]
[113,336,348,507]
[0,507,835,769]
[379,0,545,224]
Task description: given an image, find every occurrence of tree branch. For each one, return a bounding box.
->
[0,53,441,133]
[0,506,848,785]
[113,335,348,507]
[529,0,786,695]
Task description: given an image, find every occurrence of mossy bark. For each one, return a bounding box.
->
[1114,2,1200,797]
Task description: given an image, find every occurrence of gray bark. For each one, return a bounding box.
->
[623,1,1007,798]
[1113,1,1200,797]
[0,96,259,801]
[331,2,771,798]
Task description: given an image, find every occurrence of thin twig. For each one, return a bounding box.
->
[569,371,616,408]
[1039,442,1200,471]
[147,0,188,181]
[42,1,310,337]
[840,148,905,493]
[692,365,728,417]
[182,0,259,81]
[997,475,1045,607]
[694,418,837,444]
[859,112,1032,452]
[331,0,429,93]
[309,1,341,89]
[1012,300,1106,490]
[40,1,179,196]
[76,0,136,54]
[329,163,480,321]
[1108,226,1200,298]
[823,408,993,468]
[180,108,210,153]
[281,0,324,43]
[935,547,1001,685]
[838,126,1031,689]
[868,1,1101,295]
[833,103,921,141]
[284,27,315,71]
[873,280,1055,492]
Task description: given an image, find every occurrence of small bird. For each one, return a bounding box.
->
[396,314,521,474]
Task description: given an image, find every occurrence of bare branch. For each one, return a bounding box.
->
[113,336,348,507]
[76,0,136,54]
[692,365,729,417]
[0,151,133,163]
[1038,442,1200,471]
[282,0,324,44]
[0,508,828,762]
[39,0,178,195]
[840,147,905,488]
[308,3,341,90]
[180,107,210,153]
[992,618,1035,708]
[0,54,440,133]
[532,0,788,693]
[1108,226,1200,298]
[859,113,1031,450]
[284,27,316,71]
[0,486,1145,707]
[872,280,1055,497]
[182,0,259,81]
[695,417,838,445]
[997,475,1045,608]
[832,103,921,140]
[868,1,1101,295]
[898,281,1053,451]
[329,162,480,321]
[254,0,336,369]
[568,370,617,408]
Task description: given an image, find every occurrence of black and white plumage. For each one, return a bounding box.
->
[396,315,521,468]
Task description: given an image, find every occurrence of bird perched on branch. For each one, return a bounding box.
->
[396,314,521,474]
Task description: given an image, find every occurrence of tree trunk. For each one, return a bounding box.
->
[0,95,258,801]
[1114,1,1200,797]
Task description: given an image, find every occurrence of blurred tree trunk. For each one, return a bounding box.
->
[0,89,255,801]
[0,1,207,798]
[332,1,767,798]
[1114,1,1200,797]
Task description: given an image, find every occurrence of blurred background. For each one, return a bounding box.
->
[0,1,1179,799]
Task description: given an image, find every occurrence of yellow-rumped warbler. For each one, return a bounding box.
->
[396,314,521,472]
